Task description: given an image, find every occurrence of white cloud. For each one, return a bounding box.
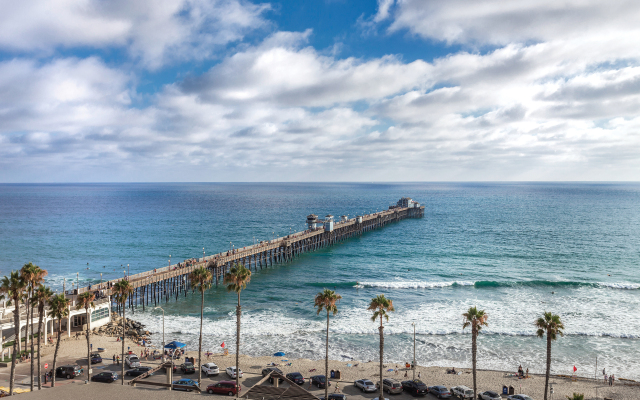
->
[386,0,640,46]
[0,0,270,69]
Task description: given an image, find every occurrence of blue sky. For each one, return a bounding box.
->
[1,0,639,182]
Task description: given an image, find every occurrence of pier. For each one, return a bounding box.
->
[74,198,425,313]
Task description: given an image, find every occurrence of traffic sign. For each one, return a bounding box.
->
[44,363,48,369]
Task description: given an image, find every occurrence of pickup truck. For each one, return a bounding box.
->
[450,385,474,399]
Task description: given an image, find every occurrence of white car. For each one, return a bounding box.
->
[478,392,501,400]
[125,355,141,368]
[508,395,534,400]
[226,366,243,378]
[450,385,474,399]
[201,362,220,376]
[354,379,377,392]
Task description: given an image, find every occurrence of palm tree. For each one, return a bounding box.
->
[112,279,133,385]
[462,307,488,399]
[224,263,252,397]
[368,294,395,400]
[76,291,96,380]
[34,285,53,390]
[314,289,342,400]
[20,262,47,391]
[48,293,70,388]
[190,266,213,386]
[0,271,26,395]
[536,312,565,400]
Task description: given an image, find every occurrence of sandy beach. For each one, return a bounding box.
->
[16,333,634,400]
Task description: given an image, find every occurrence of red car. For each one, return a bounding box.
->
[206,381,241,396]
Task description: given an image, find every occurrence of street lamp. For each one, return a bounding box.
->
[203,247,205,263]
[154,307,165,353]
[412,322,416,379]
[127,264,130,280]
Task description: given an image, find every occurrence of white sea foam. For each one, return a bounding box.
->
[598,282,640,290]
[355,281,475,289]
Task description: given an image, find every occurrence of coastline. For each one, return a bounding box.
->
[27,333,638,399]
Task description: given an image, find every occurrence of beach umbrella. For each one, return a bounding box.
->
[273,352,286,356]
[165,340,187,349]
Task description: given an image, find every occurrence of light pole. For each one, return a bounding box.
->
[203,247,205,263]
[127,264,130,280]
[76,272,79,298]
[154,307,165,354]
[412,322,416,380]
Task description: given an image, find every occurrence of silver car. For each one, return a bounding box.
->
[355,379,377,392]
[378,378,403,394]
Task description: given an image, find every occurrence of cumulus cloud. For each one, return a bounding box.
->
[0,0,270,69]
[385,0,640,46]
[2,1,640,182]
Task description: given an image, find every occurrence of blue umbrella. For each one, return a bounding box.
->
[273,352,286,356]
[165,341,187,349]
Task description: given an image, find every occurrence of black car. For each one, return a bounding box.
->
[181,362,196,374]
[311,375,331,388]
[125,366,153,377]
[262,367,284,383]
[401,380,428,396]
[55,365,83,379]
[319,395,347,400]
[90,353,102,364]
[286,372,305,385]
[91,372,118,383]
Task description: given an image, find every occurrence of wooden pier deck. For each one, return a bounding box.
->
[74,202,424,313]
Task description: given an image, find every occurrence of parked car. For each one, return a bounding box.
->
[372,397,390,400]
[450,385,474,399]
[478,391,501,400]
[286,372,305,385]
[125,355,141,368]
[55,365,83,379]
[355,379,377,392]
[507,395,534,400]
[173,379,199,392]
[90,353,102,364]
[429,386,451,399]
[262,367,284,383]
[181,362,196,374]
[319,395,347,400]
[401,380,428,396]
[378,378,403,394]
[201,362,220,376]
[125,366,153,377]
[311,375,330,388]
[91,372,118,383]
[207,381,241,396]
[226,366,243,378]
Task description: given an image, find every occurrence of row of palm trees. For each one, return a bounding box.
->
[1,262,564,400]
[314,292,564,400]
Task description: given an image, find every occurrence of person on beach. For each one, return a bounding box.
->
[611,374,615,385]
[608,375,612,386]
[113,354,116,364]
[418,371,421,379]
[334,382,340,393]
[518,365,523,377]
[526,368,529,378]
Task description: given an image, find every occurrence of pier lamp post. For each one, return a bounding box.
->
[154,307,165,353]
[127,264,130,280]
[412,322,416,380]
[76,272,79,297]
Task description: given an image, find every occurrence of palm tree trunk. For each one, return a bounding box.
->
[86,308,91,380]
[121,303,126,385]
[52,321,62,388]
[198,290,204,385]
[325,310,329,400]
[379,318,384,400]
[37,309,44,390]
[544,332,551,400]
[472,326,477,399]
[236,292,241,398]
[30,297,35,391]
[10,299,19,395]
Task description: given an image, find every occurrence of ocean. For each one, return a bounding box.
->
[1,182,639,379]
